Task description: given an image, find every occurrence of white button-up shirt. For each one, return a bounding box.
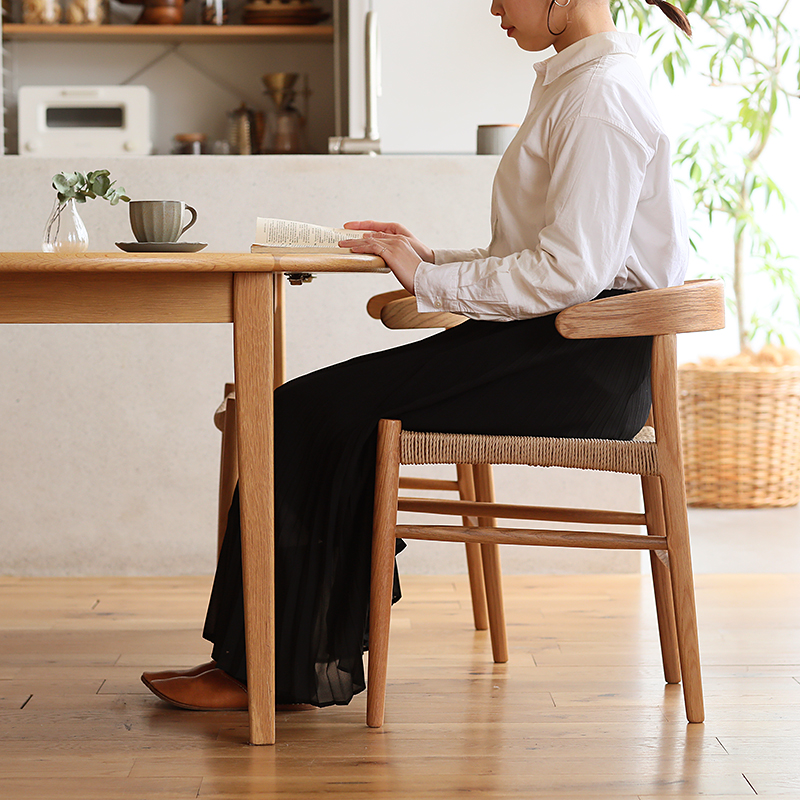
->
[414,32,688,321]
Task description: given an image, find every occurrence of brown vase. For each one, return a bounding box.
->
[117,0,184,24]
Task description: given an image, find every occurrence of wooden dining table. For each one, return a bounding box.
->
[0,250,386,745]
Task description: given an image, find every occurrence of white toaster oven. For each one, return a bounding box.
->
[18,85,153,156]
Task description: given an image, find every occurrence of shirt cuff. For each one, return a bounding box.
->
[433,247,487,265]
[414,259,461,313]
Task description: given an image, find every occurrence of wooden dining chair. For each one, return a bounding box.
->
[366,279,726,728]
[214,382,238,557]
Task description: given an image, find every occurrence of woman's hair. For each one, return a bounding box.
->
[548,0,693,38]
[645,0,692,36]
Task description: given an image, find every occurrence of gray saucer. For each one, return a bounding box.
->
[116,242,208,253]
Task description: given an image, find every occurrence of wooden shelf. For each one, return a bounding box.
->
[1,23,334,44]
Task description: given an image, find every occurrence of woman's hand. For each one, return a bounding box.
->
[338,221,434,295]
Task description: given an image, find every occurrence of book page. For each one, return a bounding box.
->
[255,218,367,248]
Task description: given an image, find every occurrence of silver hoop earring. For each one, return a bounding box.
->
[547,0,570,34]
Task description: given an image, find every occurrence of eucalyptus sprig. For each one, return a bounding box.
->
[52,170,130,206]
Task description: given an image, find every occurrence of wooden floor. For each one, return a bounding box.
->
[1,572,799,799]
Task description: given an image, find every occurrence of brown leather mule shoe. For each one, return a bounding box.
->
[142,660,217,685]
[143,667,248,711]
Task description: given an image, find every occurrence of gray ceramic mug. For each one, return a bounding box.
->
[129,200,198,243]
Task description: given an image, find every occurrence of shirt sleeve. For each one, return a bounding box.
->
[433,247,490,265]
[415,115,654,321]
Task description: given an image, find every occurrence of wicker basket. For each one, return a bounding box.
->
[678,365,800,507]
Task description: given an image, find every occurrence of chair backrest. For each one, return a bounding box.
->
[555,280,725,339]
[556,279,725,448]
[370,280,724,337]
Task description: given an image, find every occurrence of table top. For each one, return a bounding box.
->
[0,251,387,274]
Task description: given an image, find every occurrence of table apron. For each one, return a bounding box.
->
[0,272,234,323]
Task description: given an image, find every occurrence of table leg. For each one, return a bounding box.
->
[233,271,275,746]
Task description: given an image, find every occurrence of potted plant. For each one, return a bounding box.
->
[43,169,130,253]
[612,0,800,506]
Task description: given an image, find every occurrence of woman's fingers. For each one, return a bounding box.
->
[337,234,420,293]
[338,233,388,250]
[340,226,434,263]
[338,233,399,261]
[342,222,434,261]
[343,220,412,236]
[338,235,395,262]
[340,231,399,247]
[339,236,420,294]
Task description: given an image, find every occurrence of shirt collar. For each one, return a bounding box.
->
[534,32,641,86]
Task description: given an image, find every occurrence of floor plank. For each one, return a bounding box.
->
[1,574,798,798]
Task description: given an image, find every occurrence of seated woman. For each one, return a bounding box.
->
[142,0,692,711]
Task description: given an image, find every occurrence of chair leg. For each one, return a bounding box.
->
[472,464,508,664]
[217,384,238,557]
[367,419,403,728]
[652,335,704,723]
[641,474,681,684]
[662,472,704,723]
[456,464,489,631]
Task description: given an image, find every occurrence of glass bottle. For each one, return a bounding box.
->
[42,198,89,254]
[22,0,62,24]
[201,0,227,25]
[173,132,207,155]
[227,104,261,155]
[266,107,306,154]
[65,0,107,24]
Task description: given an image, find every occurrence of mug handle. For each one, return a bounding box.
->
[181,204,198,237]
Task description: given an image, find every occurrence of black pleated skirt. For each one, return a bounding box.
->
[203,297,652,706]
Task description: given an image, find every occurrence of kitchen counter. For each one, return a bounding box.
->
[0,155,498,253]
[0,153,642,578]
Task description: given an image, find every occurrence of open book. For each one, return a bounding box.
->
[251,217,368,254]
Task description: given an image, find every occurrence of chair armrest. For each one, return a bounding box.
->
[380,296,467,330]
[555,280,725,339]
[367,289,412,319]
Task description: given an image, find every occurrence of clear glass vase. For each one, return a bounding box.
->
[42,198,89,253]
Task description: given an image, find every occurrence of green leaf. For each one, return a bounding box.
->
[91,173,111,197]
[662,53,675,84]
[50,168,131,207]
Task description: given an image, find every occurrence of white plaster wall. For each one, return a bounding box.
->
[0,154,642,576]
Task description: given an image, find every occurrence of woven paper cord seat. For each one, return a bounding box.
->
[400,427,658,474]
